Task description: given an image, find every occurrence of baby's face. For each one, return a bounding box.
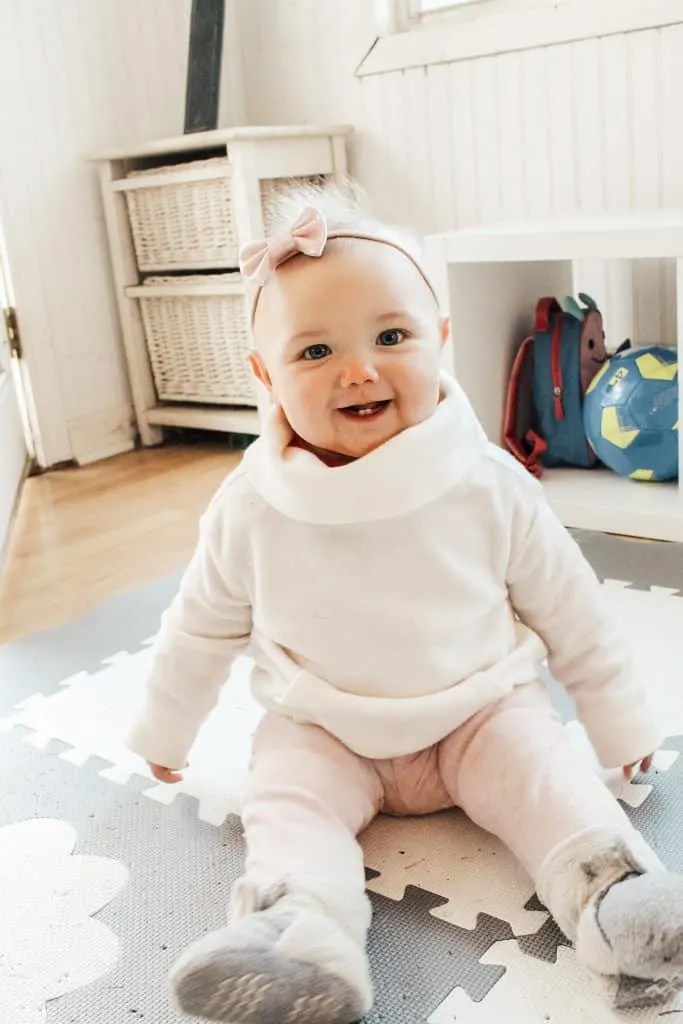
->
[250,239,448,460]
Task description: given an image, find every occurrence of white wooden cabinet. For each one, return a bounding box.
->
[424,214,683,542]
[93,125,351,445]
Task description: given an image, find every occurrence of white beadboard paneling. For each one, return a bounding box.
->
[572,37,604,215]
[660,23,683,208]
[628,30,667,346]
[237,2,683,229]
[237,0,683,358]
[604,261,636,351]
[599,34,631,213]
[374,71,416,222]
[519,47,551,220]
[629,30,662,210]
[448,60,479,227]
[546,43,577,217]
[401,68,435,230]
[496,51,525,221]
[633,260,666,346]
[471,57,501,224]
[661,258,678,347]
[0,0,192,466]
[660,23,683,349]
[355,77,389,217]
[425,64,456,232]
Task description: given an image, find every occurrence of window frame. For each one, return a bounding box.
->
[410,0,485,15]
[359,0,683,77]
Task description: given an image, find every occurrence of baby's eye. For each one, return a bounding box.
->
[302,343,332,361]
[377,328,407,347]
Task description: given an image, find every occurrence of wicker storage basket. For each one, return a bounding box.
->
[139,275,255,405]
[124,158,238,270]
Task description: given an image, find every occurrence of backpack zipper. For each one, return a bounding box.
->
[551,314,564,420]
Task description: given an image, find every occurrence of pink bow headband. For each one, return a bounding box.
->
[238,205,438,322]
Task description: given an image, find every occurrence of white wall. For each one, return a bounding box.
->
[236,0,683,350]
[0,0,245,467]
[4,2,680,467]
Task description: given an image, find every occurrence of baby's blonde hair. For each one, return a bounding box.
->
[265,176,425,265]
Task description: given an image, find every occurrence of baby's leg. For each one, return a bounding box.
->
[172,713,383,1024]
[439,684,683,1009]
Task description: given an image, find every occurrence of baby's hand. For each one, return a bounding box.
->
[623,753,655,780]
[148,762,184,784]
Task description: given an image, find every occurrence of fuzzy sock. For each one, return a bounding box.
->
[537,825,681,1010]
[169,887,373,1024]
[537,825,663,944]
[579,872,683,1010]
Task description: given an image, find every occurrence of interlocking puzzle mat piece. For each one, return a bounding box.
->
[574,530,683,595]
[0,569,183,711]
[363,814,547,936]
[364,874,515,1023]
[0,648,261,826]
[430,939,683,1023]
[600,581,683,737]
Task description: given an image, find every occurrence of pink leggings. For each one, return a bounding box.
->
[241,683,649,944]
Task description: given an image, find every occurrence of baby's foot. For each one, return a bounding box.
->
[577,871,683,1009]
[170,891,373,1023]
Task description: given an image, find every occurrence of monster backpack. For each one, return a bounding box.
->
[503,293,607,477]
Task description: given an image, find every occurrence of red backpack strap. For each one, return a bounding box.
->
[523,430,548,478]
[503,335,547,477]
[550,313,565,421]
[534,297,562,334]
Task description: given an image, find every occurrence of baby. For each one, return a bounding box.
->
[129,183,683,1024]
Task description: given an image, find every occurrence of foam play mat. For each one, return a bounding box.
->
[1,533,682,1022]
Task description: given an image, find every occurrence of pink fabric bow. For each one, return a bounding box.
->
[239,206,328,286]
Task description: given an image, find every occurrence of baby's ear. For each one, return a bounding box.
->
[439,316,451,348]
[249,351,273,390]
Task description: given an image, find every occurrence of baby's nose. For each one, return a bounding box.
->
[340,358,379,387]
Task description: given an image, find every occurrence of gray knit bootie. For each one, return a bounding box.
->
[170,885,373,1023]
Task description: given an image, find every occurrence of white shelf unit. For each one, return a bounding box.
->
[93,125,351,445]
[424,215,683,542]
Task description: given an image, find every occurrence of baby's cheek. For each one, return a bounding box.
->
[394,358,440,412]
[279,374,327,434]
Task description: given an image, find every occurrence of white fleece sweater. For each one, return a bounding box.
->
[128,373,664,772]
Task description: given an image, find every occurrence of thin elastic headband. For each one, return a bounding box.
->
[238,205,438,323]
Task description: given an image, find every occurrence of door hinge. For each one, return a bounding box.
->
[3,306,22,360]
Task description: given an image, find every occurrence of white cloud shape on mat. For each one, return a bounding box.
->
[0,819,128,1024]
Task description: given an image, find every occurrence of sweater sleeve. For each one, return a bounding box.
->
[127,486,252,770]
[506,488,664,769]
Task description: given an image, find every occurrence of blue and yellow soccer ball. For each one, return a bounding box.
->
[583,345,679,481]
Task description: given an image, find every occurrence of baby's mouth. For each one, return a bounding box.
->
[338,400,391,420]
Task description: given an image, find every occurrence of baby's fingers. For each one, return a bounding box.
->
[149,763,184,784]
[622,754,655,780]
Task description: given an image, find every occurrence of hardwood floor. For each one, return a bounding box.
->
[0,444,242,644]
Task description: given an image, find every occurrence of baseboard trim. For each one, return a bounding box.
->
[68,404,136,466]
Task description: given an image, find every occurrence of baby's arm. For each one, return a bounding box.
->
[505,482,664,771]
[128,480,252,775]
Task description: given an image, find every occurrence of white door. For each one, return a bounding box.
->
[0,288,28,555]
